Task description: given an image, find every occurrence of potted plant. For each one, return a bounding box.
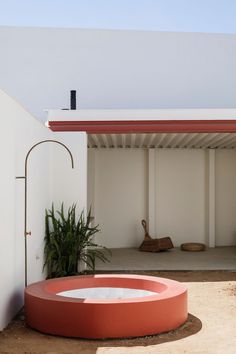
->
[43,203,110,278]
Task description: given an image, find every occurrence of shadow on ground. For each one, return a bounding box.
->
[0,312,201,352]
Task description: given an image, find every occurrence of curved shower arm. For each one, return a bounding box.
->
[16,139,74,287]
[24,139,74,175]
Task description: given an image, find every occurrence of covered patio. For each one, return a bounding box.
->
[47,109,236,263]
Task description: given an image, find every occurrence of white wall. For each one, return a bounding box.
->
[0,89,51,331]
[25,133,87,285]
[1,27,236,122]
[0,91,87,331]
[50,132,87,215]
[215,150,236,246]
[155,149,206,246]
[89,147,236,248]
[92,149,147,248]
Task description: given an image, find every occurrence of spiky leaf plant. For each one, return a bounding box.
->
[44,203,110,278]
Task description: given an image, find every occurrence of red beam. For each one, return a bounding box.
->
[48,120,236,133]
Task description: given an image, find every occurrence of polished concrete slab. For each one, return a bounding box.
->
[96,246,236,271]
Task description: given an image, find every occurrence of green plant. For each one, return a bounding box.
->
[44,203,110,278]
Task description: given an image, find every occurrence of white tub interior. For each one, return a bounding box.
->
[57,287,158,299]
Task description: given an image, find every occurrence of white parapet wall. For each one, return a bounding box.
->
[1,27,236,122]
[0,90,87,331]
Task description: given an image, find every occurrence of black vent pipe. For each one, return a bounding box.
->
[70,90,76,110]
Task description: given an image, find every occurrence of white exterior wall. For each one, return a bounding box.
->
[0,91,87,331]
[0,90,51,331]
[49,132,87,215]
[89,148,236,248]
[1,27,236,122]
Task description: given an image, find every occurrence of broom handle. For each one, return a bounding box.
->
[141,219,152,240]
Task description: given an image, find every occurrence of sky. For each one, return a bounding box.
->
[0,0,236,34]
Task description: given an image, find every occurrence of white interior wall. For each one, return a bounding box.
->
[89,147,236,248]
[155,149,206,247]
[1,27,236,122]
[92,149,147,248]
[215,150,236,246]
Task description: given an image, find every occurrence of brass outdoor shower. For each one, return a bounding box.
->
[16,140,74,287]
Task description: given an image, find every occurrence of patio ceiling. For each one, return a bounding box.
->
[88,132,236,149]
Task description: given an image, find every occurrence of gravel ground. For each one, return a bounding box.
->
[0,271,236,354]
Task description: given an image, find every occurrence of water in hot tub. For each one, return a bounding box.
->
[57,287,158,299]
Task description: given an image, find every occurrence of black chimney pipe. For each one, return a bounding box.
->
[70,90,76,110]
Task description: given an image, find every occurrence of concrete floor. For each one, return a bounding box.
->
[96,246,236,271]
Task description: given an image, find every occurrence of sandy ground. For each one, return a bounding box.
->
[0,271,236,354]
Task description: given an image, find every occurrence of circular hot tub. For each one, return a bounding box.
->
[25,274,187,339]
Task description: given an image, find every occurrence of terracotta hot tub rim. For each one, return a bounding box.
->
[26,274,187,304]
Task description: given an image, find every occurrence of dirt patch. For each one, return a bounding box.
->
[222,283,236,296]
[1,271,236,354]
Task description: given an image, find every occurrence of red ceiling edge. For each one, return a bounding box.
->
[48,120,236,133]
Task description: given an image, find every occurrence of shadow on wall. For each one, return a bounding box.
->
[3,290,23,328]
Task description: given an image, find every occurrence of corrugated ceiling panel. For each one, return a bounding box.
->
[87,133,236,149]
